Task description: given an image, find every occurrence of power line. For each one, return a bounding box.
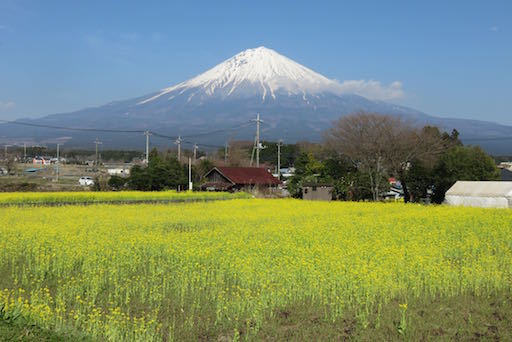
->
[0,117,270,150]
[462,136,512,142]
[152,132,178,140]
[3,118,512,144]
[150,133,224,149]
[180,121,253,138]
[0,119,145,133]
[0,118,244,150]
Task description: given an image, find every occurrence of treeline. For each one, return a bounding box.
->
[6,147,143,163]
[107,149,213,191]
[64,150,143,162]
[105,112,500,203]
[286,112,500,203]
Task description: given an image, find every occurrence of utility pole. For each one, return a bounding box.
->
[56,143,60,182]
[224,142,229,164]
[144,131,151,164]
[23,143,27,162]
[175,136,182,162]
[193,143,198,162]
[277,139,283,180]
[3,145,7,159]
[188,157,193,191]
[250,114,264,167]
[94,138,102,166]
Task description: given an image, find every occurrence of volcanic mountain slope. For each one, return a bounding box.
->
[1,46,511,153]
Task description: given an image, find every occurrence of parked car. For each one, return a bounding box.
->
[79,176,94,186]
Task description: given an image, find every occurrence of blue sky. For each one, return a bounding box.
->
[0,1,510,124]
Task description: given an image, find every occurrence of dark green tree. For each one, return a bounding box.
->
[287,152,326,198]
[195,159,214,182]
[108,175,127,191]
[127,165,150,191]
[258,141,300,167]
[404,159,435,202]
[127,148,187,191]
[431,145,500,203]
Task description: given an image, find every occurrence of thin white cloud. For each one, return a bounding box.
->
[0,101,15,110]
[335,80,404,100]
[84,31,135,65]
[490,25,499,32]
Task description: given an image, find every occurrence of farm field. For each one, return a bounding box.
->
[0,190,250,206]
[1,199,512,341]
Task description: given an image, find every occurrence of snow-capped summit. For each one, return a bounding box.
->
[139,46,338,104]
[3,47,511,154]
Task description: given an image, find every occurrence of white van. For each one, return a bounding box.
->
[79,176,94,186]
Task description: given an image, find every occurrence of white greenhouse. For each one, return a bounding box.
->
[444,181,512,208]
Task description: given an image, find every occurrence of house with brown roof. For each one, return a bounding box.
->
[202,166,281,191]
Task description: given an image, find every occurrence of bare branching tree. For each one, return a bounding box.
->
[325,112,445,201]
[227,141,251,166]
[325,112,397,200]
[5,155,16,175]
[384,124,446,202]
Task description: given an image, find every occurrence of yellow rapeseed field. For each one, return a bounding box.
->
[0,190,249,205]
[0,199,511,340]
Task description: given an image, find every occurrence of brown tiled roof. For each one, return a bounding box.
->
[215,167,280,185]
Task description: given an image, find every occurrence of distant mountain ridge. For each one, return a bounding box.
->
[1,47,511,153]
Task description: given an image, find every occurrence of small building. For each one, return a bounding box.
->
[302,183,334,201]
[33,156,50,165]
[272,167,295,179]
[202,166,280,191]
[50,157,67,164]
[445,181,512,208]
[383,177,404,200]
[107,168,131,177]
[498,162,512,169]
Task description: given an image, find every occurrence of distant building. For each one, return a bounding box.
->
[445,181,512,208]
[383,177,404,200]
[498,162,512,170]
[33,156,50,165]
[202,166,280,191]
[107,167,131,177]
[302,183,333,201]
[50,157,66,164]
[272,167,295,179]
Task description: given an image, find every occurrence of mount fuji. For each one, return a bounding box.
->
[1,46,511,153]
